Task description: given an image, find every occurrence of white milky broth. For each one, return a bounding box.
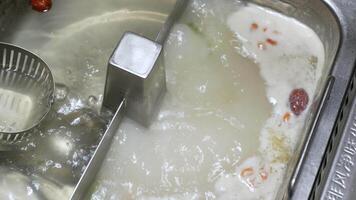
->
[92,1,325,200]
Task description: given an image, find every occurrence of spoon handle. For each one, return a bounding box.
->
[156,0,189,44]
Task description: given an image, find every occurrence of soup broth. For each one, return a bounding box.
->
[0,0,325,199]
[91,1,324,200]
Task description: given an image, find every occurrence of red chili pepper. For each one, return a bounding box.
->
[30,0,52,13]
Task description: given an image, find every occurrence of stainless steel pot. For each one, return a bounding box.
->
[0,0,355,200]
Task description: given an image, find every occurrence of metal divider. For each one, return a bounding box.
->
[311,65,356,200]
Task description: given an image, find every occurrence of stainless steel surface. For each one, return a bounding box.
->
[103,32,165,126]
[71,100,126,200]
[156,0,189,44]
[0,0,355,199]
[0,42,54,144]
[317,72,356,200]
[103,0,187,126]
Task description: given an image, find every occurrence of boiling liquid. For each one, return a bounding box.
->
[91,1,324,200]
[0,0,325,199]
[0,89,33,132]
[0,0,170,199]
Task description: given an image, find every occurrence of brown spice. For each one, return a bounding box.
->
[266,38,278,46]
[250,23,259,31]
[241,167,254,177]
[283,112,291,122]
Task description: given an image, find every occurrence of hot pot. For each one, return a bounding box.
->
[0,0,355,199]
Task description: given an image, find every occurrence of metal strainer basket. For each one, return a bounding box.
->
[0,42,54,144]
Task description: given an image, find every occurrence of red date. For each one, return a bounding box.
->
[289,88,309,116]
[31,0,52,13]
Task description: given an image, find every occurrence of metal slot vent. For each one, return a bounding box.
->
[310,70,356,200]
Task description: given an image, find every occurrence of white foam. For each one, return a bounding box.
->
[214,4,325,199]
